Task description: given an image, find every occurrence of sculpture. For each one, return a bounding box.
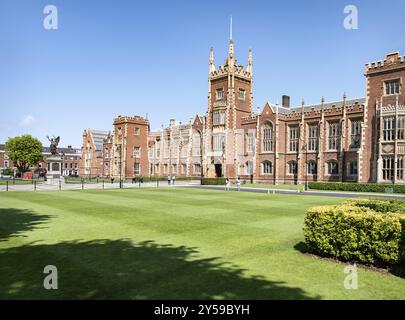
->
[46,135,60,155]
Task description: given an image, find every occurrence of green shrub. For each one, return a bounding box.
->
[303,204,405,266]
[1,168,14,176]
[308,181,405,194]
[201,178,226,185]
[344,198,405,214]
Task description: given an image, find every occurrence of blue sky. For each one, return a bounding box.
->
[0,0,404,147]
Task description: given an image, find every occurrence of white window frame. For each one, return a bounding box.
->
[289,126,299,152]
[328,122,340,150]
[308,124,319,151]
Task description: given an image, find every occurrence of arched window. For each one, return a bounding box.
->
[192,130,201,156]
[307,161,317,175]
[262,122,273,152]
[327,161,339,175]
[262,161,272,174]
[288,161,298,175]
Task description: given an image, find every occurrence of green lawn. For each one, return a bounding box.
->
[0,188,404,299]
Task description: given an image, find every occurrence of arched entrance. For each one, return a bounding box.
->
[214,158,222,177]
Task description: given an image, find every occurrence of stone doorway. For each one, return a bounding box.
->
[215,164,222,177]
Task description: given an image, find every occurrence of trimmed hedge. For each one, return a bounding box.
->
[304,200,405,266]
[1,168,14,176]
[308,181,405,194]
[201,178,226,185]
[344,198,405,214]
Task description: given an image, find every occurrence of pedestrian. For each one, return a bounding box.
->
[168,175,171,185]
[172,175,175,185]
[225,178,230,191]
[236,177,241,191]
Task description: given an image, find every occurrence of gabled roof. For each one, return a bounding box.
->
[88,129,109,151]
[265,97,366,114]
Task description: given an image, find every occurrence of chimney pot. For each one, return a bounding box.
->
[282,95,290,108]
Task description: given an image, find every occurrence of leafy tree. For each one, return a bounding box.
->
[5,135,43,175]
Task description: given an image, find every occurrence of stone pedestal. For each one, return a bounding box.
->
[46,156,63,184]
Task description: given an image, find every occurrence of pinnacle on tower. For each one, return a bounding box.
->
[247,48,253,74]
[209,47,215,73]
[227,16,235,67]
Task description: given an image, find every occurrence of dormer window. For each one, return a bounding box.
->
[385,80,400,95]
[238,88,246,100]
[216,89,224,100]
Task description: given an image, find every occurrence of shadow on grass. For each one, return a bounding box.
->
[0,208,52,242]
[0,239,320,300]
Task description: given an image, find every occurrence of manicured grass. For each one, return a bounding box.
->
[0,188,404,299]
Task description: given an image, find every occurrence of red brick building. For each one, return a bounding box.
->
[0,144,80,177]
[79,129,110,178]
[82,38,405,185]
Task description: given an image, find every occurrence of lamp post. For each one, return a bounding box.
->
[302,143,308,191]
[200,131,203,185]
[118,144,123,189]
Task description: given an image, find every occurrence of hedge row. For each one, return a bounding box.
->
[344,198,405,214]
[201,178,226,185]
[308,181,405,194]
[303,199,405,266]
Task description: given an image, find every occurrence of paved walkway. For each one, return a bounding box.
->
[177,185,405,199]
[1,180,404,199]
[0,180,200,192]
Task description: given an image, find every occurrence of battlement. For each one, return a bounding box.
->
[241,114,257,123]
[113,115,149,125]
[365,52,405,73]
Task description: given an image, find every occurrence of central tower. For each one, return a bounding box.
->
[205,22,253,178]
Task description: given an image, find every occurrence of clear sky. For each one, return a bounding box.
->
[1,0,404,147]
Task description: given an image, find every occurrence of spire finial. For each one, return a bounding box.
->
[321,96,325,112]
[230,15,233,41]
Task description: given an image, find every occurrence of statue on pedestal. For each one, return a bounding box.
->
[46,136,60,155]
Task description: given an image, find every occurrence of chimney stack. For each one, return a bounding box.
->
[282,95,290,108]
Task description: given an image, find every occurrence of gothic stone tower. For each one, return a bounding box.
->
[206,35,253,178]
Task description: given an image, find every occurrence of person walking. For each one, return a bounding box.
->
[225,178,230,191]
[172,175,175,185]
[236,177,241,191]
[168,175,171,186]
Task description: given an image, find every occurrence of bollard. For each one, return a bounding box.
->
[6,180,9,192]
[59,180,61,191]
[34,181,37,191]
[82,180,84,190]
[102,181,105,189]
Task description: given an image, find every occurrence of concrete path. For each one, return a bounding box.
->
[0,180,200,192]
[177,185,405,199]
[1,180,404,199]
